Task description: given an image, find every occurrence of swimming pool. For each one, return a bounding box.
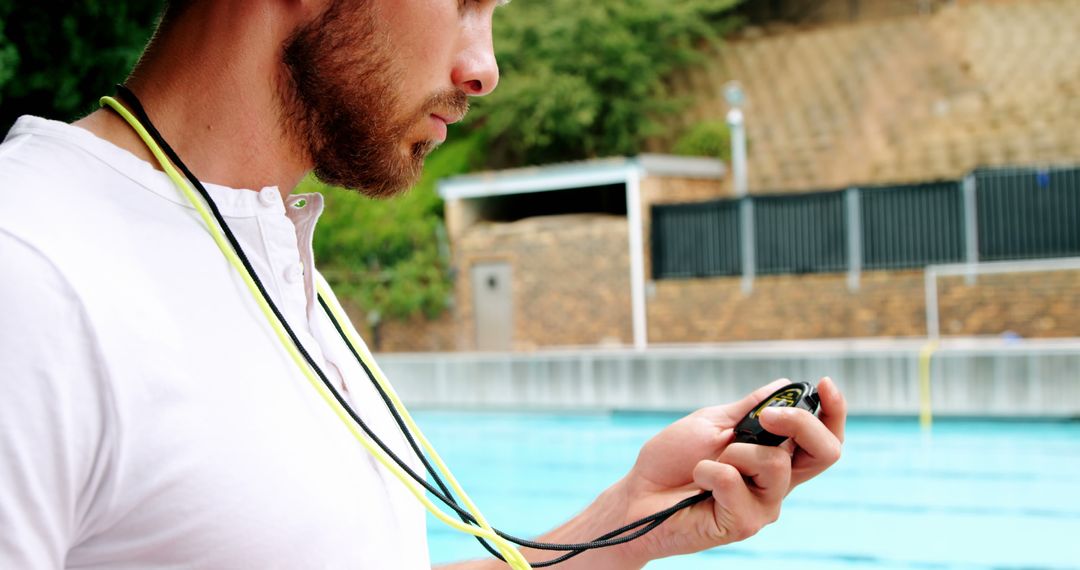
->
[415,411,1080,569]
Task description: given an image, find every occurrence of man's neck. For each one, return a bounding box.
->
[73,2,310,199]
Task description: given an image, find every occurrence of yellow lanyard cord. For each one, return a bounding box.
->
[314,276,501,536]
[100,96,531,569]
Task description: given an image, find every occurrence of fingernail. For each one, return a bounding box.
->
[761,407,786,421]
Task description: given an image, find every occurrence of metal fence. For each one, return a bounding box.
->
[650,164,1080,286]
[755,191,847,274]
[861,181,965,269]
[976,166,1080,261]
[650,199,740,278]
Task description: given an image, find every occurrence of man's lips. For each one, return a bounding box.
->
[431,111,464,126]
[429,115,449,142]
[428,112,464,143]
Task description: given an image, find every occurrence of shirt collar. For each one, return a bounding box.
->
[7,115,291,219]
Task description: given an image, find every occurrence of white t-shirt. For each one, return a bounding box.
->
[0,116,430,569]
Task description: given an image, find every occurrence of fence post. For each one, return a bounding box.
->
[846,187,862,292]
[740,197,755,294]
[626,164,648,350]
[963,173,979,285]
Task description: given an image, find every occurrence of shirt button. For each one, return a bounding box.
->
[258,187,279,207]
[284,263,304,284]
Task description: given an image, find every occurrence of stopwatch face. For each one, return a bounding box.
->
[734,382,820,446]
[750,386,806,419]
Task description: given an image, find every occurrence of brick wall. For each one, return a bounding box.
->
[647,268,1080,342]
[452,214,632,350]
[936,270,1080,337]
[368,249,1079,352]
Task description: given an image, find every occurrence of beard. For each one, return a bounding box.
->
[278,0,468,198]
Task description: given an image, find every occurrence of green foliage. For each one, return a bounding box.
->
[0,21,16,92]
[304,133,486,321]
[470,0,742,168]
[673,120,732,161]
[0,1,163,132]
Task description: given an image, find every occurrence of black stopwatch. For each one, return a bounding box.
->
[734,381,821,446]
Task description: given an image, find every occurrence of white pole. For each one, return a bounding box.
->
[846,188,862,292]
[728,106,753,293]
[626,165,648,350]
[728,108,748,198]
[740,198,755,294]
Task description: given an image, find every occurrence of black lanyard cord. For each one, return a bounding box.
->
[110,85,711,565]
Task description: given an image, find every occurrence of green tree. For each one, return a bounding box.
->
[469,0,742,168]
[673,120,732,161]
[0,1,163,133]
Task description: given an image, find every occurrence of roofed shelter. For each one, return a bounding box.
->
[439,155,727,351]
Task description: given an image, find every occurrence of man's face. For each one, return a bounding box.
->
[279,0,500,198]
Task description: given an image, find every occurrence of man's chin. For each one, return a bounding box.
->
[412,139,440,160]
[311,138,435,198]
[316,165,426,200]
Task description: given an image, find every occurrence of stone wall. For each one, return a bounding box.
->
[452,214,633,350]
[936,270,1080,338]
[647,268,1080,342]
[366,261,1080,352]
[665,0,1080,194]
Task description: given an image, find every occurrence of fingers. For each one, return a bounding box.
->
[816,376,848,444]
[715,443,792,502]
[756,385,843,488]
[692,461,756,542]
[759,406,840,463]
[692,447,789,543]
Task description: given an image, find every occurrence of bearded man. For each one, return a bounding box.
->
[0,1,846,568]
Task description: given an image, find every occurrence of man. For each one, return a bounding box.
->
[0,1,846,568]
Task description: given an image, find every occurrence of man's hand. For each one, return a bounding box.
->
[437,377,846,570]
[609,376,846,567]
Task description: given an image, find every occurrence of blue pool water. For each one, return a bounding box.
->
[414,412,1080,569]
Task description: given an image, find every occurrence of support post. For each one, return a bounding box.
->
[728,104,753,294]
[962,174,978,285]
[846,188,862,292]
[626,165,648,350]
[740,198,755,294]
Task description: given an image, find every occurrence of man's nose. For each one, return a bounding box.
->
[452,29,500,96]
